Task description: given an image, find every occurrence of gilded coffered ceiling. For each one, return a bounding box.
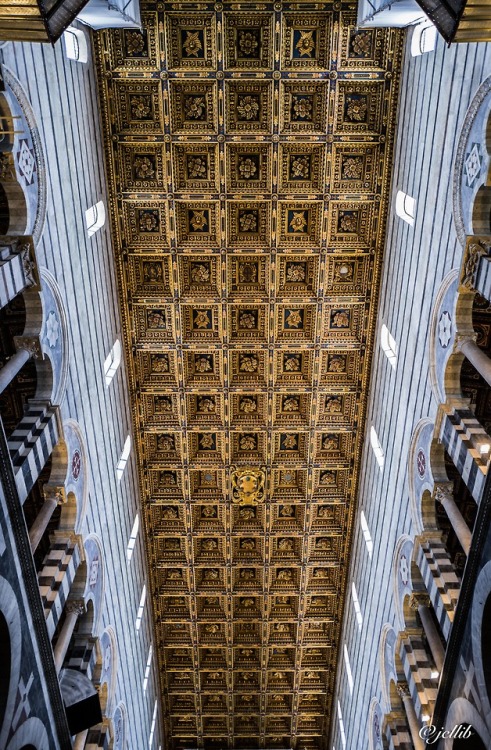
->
[95,6,402,748]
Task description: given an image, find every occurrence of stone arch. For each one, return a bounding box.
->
[1,67,47,244]
[83,534,105,636]
[62,419,89,534]
[99,626,118,716]
[453,74,491,247]
[0,180,28,235]
[428,269,460,403]
[368,697,384,750]
[0,577,23,750]
[38,269,69,407]
[379,624,398,713]
[111,702,126,750]
[471,560,491,727]
[5,717,50,750]
[408,418,436,534]
[472,184,491,234]
[392,535,414,632]
[443,697,491,749]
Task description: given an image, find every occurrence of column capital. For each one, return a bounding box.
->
[433,482,454,505]
[65,599,85,616]
[409,592,431,610]
[43,485,67,505]
[396,682,410,699]
[13,335,42,359]
[454,331,478,352]
[459,237,490,292]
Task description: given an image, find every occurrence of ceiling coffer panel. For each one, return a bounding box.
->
[95,6,402,749]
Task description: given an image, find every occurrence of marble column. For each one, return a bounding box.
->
[456,333,491,389]
[73,729,88,749]
[28,486,66,553]
[410,594,445,673]
[54,599,84,673]
[0,347,30,394]
[397,683,425,750]
[433,482,471,555]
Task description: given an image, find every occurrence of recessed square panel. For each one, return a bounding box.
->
[172,143,219,192]
[334,81,385,135]
[118,143,166,192]
[169,80,217,134]
[227,255,269,298]
[113,79,163,134]
[279,144,325,193]
[319,349,361,387]
[136,351,178,388]
[230,394,267,428]
[227,201,270,246]
[276,255,319,297]
[273,394,310,427]
[109,13,160,71]
[182,305,221,343]
[229,350,268,386]
[278,202,322,248]
[127,255,172,297]
[176,202,219,246]
[142,394,179,429]
[316,393,357,430]
[226,144,271,193]
[229,305,268,343]
[339,14,387,70]
[274,351,313,387]
[322,302,364,343]
[186,394,224,428]
[327,201,375,248]
[280,81,327,134]
[133,304,174,344]
[184,351,223,387]
[224,13,274,70]
[275,305,315,343]
[178,255,221,297]
[231,432,265,463]
[225,81,273,134]
[166,13,216,70]
[330,144,378,195]
[281,13,330,70]
[122,202,167,248]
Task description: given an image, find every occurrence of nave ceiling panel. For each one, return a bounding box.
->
[94,5,402,748]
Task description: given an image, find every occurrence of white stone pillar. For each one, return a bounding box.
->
[410,594,445,673]
[73,729,89,749]
[28,486,66,553]
[456,333,491,388]
[433,483,471,555]
[397,684,425,750]
[0,347,30,393]
[54,599,84,674]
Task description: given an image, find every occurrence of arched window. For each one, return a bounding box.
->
[351,582,363,629]
[117,435,131,481]
[135,584,146,632]
[360,511,373,558]
[370,426,384,469]
[395,190,416,226]
[381,324,397,368]
[85,200,106,237]
[127,514,139,562]
[104,340,122,386]
[143,643,153,693]
[337,701,347,749]
[343,644,354,695]
[148,700,158,748]
[63,27,88,63]
[411,21,437,57]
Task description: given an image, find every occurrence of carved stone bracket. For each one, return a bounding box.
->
[408,592,431,611]
[459,236,491,292]
[13,335,42,359]
[65,599,85,617]
[43,484,67,505]
[396,681,410,699]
